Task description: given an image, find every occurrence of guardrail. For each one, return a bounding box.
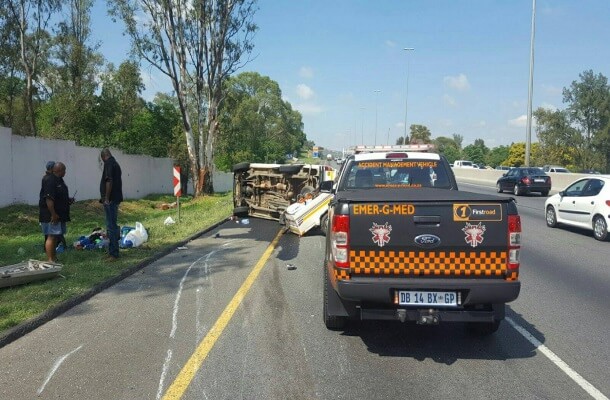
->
[451,168,599,194]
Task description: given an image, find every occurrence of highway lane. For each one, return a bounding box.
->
[0,183,608,399]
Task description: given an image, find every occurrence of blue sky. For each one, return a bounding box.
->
[91,0,610,152]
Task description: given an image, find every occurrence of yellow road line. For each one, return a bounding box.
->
[162,229,284,399]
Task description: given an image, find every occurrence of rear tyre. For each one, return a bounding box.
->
[468,320,501,336]
[323,265,347,330]
[513,184,521,196]
[496,183,503,193]
[278,164,303,174]
[232,162,250,173]
[540,190,549,197]
[233,206,249,217]
[546,206,558,228]
[593,216,609,241]
[319,213,329,236]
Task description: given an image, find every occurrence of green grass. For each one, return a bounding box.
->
[0,193,233,333]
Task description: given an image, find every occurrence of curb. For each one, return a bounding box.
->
[0,217,229,350]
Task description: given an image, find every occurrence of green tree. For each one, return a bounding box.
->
[409,124,432,143]
[563,70,610,171]
[533,107,578,169]
[433,136,460,163]
[216,72,305,171]
[2,0,60,135]
[486,145,510,167]
[463,144,485,165]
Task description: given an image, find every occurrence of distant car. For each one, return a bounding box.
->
[545,176,610,241]
[496,167,551,196]
[495,166,512,171]
[543,165,570,173]
[453,160,475,168]
[581,169,601,175]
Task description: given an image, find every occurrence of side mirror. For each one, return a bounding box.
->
[502,173,507,177]
[320,180,334,193]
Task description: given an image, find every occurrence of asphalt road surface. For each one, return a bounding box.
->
[0,182,608,399]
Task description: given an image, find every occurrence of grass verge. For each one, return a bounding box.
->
[0,193,232,336]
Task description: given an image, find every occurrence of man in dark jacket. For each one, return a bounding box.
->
[100,148,123,260]
[39,162,72,262]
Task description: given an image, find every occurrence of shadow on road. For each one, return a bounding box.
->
[340,306,542,364]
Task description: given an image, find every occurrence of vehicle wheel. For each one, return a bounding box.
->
[319,213,329,236]
[468,320,501,336]
[496,183,503,193]
[546,206,558,228]
[593,216,609,241]
[232,174,244,207]
[323,265,347,330]
[233,206,249,217]
[278,164,303,174]
[541,190,549,197]
[513,184,521,196]
[231,162,250,173]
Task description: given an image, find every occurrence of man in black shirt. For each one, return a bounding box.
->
[100,148,123,260]
[39,162,72,262]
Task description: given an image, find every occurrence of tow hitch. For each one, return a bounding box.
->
[416,309,440,325]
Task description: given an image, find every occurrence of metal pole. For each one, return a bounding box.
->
[374,90,381,146]
[525,0,536,167]
[360,107,365,145]
[404,48,415,145]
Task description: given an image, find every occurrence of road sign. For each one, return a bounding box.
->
[173,166,181,197]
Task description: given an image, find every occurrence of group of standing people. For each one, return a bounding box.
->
[38,148,123,263]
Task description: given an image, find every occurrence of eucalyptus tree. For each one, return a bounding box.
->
[2,0,61,136]
[0,10,23,130]
[108,0,258,195]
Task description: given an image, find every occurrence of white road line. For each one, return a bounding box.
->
[37,345,83,395]
[506,317,608,400]
[170,251,217,338]
[156,349,173,400]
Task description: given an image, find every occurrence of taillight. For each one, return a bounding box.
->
[331,215,350,269]
[522,177,531,185]
[507,215,521,271]
[606,200,610,207]
[547,176,552,185]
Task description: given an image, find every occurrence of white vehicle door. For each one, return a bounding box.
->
[573,179,605,225]
[557,179,590,226]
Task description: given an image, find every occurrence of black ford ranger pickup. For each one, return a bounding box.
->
[320,145,521,335]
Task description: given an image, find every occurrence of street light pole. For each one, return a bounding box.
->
[360,107,365,145]
[403,47,415,145]
[374,90,381,146]
[525,0,536,167]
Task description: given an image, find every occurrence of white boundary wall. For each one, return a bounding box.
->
[0,128,233,207]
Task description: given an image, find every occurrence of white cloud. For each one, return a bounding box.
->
[509,115,528,127]
[395,122,405,129]
[443,94,456,106]
[443,74,470,91]
[295,103,323,115]
[478,120,487,127]
[385,40,396,48]
[296,84,315,100]
[299,66,313,79]
[540,102,557,111]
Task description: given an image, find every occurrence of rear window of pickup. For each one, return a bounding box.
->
[340,159,451,190]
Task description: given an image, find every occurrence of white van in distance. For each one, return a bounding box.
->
[453,160,476,168]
